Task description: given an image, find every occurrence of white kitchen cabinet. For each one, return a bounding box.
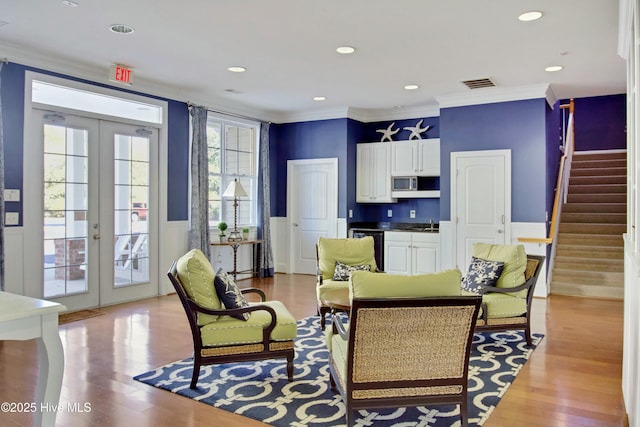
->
[356,142,396,203]
[384,231,440,275]
[391,138,440,176]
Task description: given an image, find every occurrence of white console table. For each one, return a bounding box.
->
[0,291,66,427]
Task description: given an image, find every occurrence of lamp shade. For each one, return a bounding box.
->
[223,179,248,198]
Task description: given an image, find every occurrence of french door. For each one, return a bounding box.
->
[27,110,158,310]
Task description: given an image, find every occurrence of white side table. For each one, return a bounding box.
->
[0,291,66,427]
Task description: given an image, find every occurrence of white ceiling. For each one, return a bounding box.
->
[0,0,627,123]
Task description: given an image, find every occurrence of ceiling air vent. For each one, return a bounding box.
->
[462,78,496,89]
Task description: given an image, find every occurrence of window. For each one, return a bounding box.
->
[206,116,258,229]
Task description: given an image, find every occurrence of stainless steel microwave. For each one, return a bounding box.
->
[392,176,418,191]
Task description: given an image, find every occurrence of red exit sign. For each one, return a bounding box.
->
[109,64,133,85]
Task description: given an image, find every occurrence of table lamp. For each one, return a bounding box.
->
[223,178,248,242]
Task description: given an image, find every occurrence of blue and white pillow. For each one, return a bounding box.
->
[332,261,371,281]
[461,257,505,294]
[214,268,251,320]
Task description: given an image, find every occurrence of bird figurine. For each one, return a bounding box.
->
[403,119,431,140]
[376,122,400,142]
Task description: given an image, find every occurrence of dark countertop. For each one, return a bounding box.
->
[349,221,439,233]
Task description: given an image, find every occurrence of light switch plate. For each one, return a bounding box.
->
[5,212,19,225]
[4,189,20,202]
[349,209,353,218]
[387,209,393,218]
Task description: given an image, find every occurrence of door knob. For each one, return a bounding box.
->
[93,233,101,240]
[497,230,504,234]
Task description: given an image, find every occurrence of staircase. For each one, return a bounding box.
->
[550,150,626,299]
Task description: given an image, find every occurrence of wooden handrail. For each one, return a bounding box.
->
[518,99,574,244]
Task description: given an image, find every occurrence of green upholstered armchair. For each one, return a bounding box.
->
[461,243,545,346]
[327,269,481,427]
[167,249,297,389]
[316,236,378,329]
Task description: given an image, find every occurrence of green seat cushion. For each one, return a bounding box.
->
[350,269,462,300]
[200,300,297,347]
[317,237,377,281]
[176,248,222,326]
[317,279,349,303]
[472,243,528,298]
[480,292,527,318]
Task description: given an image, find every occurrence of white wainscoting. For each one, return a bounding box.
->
[270,216,347,274]
[4,227,25,295]
[439,221,548,298]
[510,222,548,298]
[271,217,289,273]
[624,235,640,427]
[160,221,189,294]
[439,221,454,270]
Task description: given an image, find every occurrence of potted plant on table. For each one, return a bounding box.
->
[217,222,228,242]
[242,227,250,240]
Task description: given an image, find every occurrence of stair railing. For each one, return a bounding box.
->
[519,99,575,246]
[518,99,574,292]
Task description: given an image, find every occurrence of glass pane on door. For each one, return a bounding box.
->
[43,124,89,298]
[114,133,150,287]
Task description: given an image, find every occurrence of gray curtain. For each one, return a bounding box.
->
[188,105,210,258]
[258,122,274,277]
[0,62,4,291]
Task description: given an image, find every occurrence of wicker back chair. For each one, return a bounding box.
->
[328,295,481,426]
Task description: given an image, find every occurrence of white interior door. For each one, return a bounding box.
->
[288,158,338,274]
[452,150,511,271]
[26,110,158,310]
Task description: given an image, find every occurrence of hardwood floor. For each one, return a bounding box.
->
[0,273,627,427]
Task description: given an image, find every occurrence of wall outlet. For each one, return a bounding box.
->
[410,209,416,219]
[4,189,20,202]
[387,209,393,218]
[5,212,19,225]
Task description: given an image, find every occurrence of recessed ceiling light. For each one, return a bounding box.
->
[62,0,79,7]
[313,96,326,101]
[227,66,246,73]
[404,84,419,90]
[518,11,543,22]
[545,65,563,72]
[336,46,356,55]
[109,24,134,34]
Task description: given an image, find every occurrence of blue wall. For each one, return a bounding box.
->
[270,119,349,217]
[573,94,626,151]
[439,99,548,222]
[1,60,627,229]
[0,62,190,224]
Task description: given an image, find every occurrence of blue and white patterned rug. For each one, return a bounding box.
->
[134,316,542,426]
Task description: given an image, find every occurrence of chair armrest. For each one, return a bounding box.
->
[331,312,349,340]
[482,275,536,294]
[187,299,276,323]
[316,268,324,285]
[241,287,266,301]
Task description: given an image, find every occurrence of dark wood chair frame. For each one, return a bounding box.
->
[329,296,482,427]
[473,254,545,346]
[316,243,383,330]
[168,261,295,389]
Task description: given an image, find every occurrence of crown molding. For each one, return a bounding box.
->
[435,84,555,109]
[3,42,559,124]
[0,42,275,123]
